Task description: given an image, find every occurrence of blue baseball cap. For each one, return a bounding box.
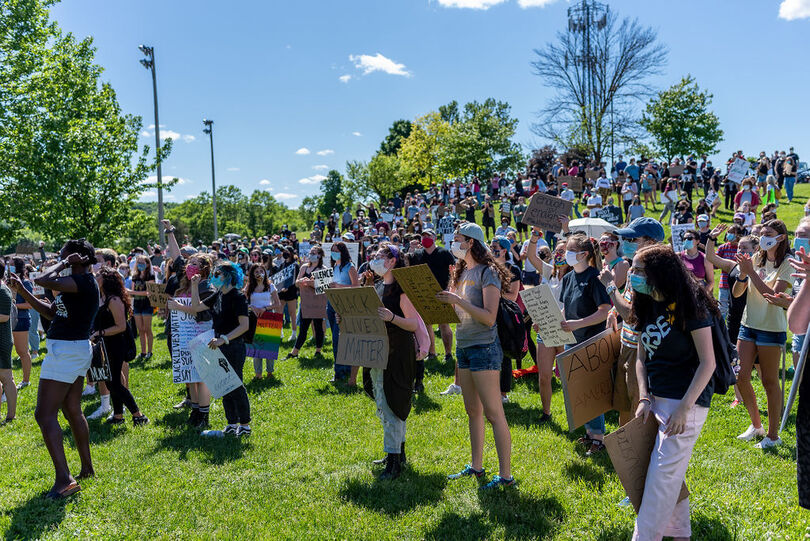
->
[615,217,665,242]
[491,236,512,250]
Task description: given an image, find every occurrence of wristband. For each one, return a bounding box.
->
[639,397,652,404]
[606,284,617,296]
[389,313,395,322]
[220,334,230,345]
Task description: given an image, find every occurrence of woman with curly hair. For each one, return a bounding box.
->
[439,222,515,490]
[629,244,718,541]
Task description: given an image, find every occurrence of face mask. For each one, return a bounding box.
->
[137,263,146,272]
[682,239,695,250]
[309,255,319,263]
[370,258,388,277]
[421,237,434,249]
[793,238,809,253]
[554,254,566,267]
[255,271,266,280]
[210,274,226,290]
[743,186,751,191]
[363,241,370,248]
[331,252,340,262]
[622,240,638,259]
[698,221,708,228]
[92,263,102,273]
[759,236,780,251]
[726,233,736,242]
[629,273,652,295]
[185,265,199,280]
[451,241,467,259]
[565,250,583,267]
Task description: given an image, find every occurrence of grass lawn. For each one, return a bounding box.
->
[0,185,808,540]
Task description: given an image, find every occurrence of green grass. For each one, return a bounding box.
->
[1,185,808,540]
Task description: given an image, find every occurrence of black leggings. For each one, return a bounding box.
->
[295,318,324,350]
[220,340,250,424]
[107,352,139,416]
[517,318,537,370]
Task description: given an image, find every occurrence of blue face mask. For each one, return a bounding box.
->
[622,240,638,259]
[210,274,226,290]
[726,233,736,242]
[794,238,810,253]
[331,251,340,261]
[137,263,146,271]
[682,239,695,250]
[363,241,370,248]
[630,273,652,295]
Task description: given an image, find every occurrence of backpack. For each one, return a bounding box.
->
[709,315,737,396]
[497,296,528,360]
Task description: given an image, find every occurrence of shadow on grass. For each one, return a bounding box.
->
[691,514,735,540]
[594,524,633,541]
[412,391,442,414]
[563,460,607,489]
[424,512,491,540]
[424,355,456,377]
[151,427,248,464]
[339,470,446,515]
[298,353,332,370]
[316,382,362,396]
[155,408,190,430]
[476,489,566,539]
[245,375,283,394]
[4,490,70,541]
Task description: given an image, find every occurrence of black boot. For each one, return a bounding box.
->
[400,442,406,466]
[187,409,200,426]
[413,361,425,394]
[195,412,210,430]
[379,453,401,480]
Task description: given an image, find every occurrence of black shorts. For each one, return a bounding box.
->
[516,222,527,232]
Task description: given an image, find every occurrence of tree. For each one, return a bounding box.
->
[531,1,667,163]
[528,145,558,178]
[379,119,412,156]
[318,169,344,217]
[398,112,451,187]
[344,154,409,205]
[299,196,320,227]
[639,75,723,162]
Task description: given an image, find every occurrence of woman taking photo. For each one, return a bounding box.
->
[11,258,33,390]
[679,230,714,295]
[9,239,99,499]
[327,242,360,385]
[287,245,326,359]
[439,222,515,490]
[630,244,717,541]
[599,233,629,291]
[244,263,281,379]
[733,219,792,449]
[128,255,155,361]
[91,268,148,426]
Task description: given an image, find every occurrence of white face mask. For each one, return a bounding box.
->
[369,258,388,277]
[451,241,467,259]
[565,250,583,267]
[759,235,780,251]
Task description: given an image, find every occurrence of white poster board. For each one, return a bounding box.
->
[312,267,334,295]
[29,273,45,296]
[170,297,212,384]
[188,329,244,399]
[670,224,694,253]
[519,284,575,347]
[727,158,751,184]
[381,212,395,223]
[443,234,454,247]
[298,241,312,259]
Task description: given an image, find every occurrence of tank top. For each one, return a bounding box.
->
[680,251,707,282]
[333,262,354,286]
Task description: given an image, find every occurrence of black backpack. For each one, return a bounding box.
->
[496,297,527,360]
[709,315,737,395]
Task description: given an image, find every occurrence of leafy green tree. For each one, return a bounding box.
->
[299,196,321,228]
[379,120,412,156]
[398,112,451,187]
[115,209,159,251]
[318,170,344,217]
[640,75,723,162]
[344,155,409,205]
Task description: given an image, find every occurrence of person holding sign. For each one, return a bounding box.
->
[360,243,421,480]
[276,247,299,343]
[127,255,155,362]
[244,264,281,379]
[0,261,18,422]
[439,222,515,490]
[629,244,718,541]
[327,242,361,385]
[287,245,326,359]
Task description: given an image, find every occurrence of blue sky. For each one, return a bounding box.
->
[51,0,810,208]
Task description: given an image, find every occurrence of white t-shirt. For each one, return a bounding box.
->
[560,189,575,202]
[587,193,603,207]
[595,177,613,190]
[520,238,549,273]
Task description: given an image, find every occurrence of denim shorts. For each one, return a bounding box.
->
[738,325,787,347]
[133,305,154,316]
[13,317,30,333]
[456,341,502,372]
[793,334,806,354]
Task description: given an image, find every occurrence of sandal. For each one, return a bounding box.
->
[576,436,593,447]
[586,441,606,457]
[45,481,81,500]
[284,353,298,360]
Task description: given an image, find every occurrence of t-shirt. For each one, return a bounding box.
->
[628,204,645,221]
[559,266,611,343]
[411,247,455,291]
[513,204,527,223]
[203,288,249,337]
[455,264,500,348]
[47,272,100,341]
[15,280,33,320]
[625,164,640,180]
[741,257,793,333]
[0,284,12,362]
[636,301,713,407]
[520,239,549,273]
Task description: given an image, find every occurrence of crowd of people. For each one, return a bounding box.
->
[0,148,808,539]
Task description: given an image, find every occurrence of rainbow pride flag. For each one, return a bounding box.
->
[249,312,282,360]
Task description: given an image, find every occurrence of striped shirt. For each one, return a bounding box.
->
[717,242,738,289]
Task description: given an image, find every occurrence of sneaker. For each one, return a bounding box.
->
[132,415,150,426]
[144,352,153,361]
[444,354,454,364]
[586,440,606,457]
[80,384,95,396]
[413,381,425,394]
[440,383,462,396]
[201,425,238,438]
[737,424,766,442]
[426,353,438,362]
[754,436,782,449]
[236,425,251,438]
[618,496,632,507]
[480,475,516,490]
[105,416,125,425]
[538,413,552,425]
[173,398,191,410]
[290,332,297,343]
[501,395,509,403]
[16,381,30,391]
[730,399,740,408]
[87,404,112,420]
[448,464,485,480]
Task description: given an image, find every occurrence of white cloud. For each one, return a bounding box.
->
[313,165,329,171]
[437,0,506,8]
[140,130,150,137]
[227,167,240,172]
[181,134,196,143]
[349,53,411,77]
[165,194,176,201]
[140,190,157,198]
[352,131,362,137]
[259,179,271,186]
[141,125,195,143]
[779,0,810,19]
[517,0,557,6]
[145,175,190,185]
[339,74,352,83]
[161,129,181,140]
[298,174,327,185]
[316,149,334,156]
[295,147,311,155]
[184,194,196,199]
[275,193,298,201]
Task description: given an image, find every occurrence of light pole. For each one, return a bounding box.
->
[139,44,165,246]
[203,119,218,240]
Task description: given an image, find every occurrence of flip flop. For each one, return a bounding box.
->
[45,482,81,500]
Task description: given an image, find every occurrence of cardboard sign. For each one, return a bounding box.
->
[146,282,169,309]
[559,175,583,192]
[705,191,719,206]
[668,164,685,176]
[670,223,694,253]
[586,170,600,180]
[443,233,454,247]
[169,297,211,384]
[29,273,45,296]
[270,264,295,291]
[519,284,574,347]
[391,264,459,325]
[381,212,395,223]
[249,311,282,361]
[556,327,621,431]
[596,206,623,226]
[727,157,750,184]
[300,283,327,319]
[312,267,334,295]
[322,242,360,267]
[522,193,574,233]
[298,241,312,260]
[437,216,456,235]
[189,329,244,399]
[604,416,689,514]
[326,287,388,369]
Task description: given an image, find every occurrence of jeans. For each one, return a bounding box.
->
[327,303,349,379]
[718,287,730,322]
[29,310,40,352]
[371,367,406,453]
[220,340,250,424]
[294,318,324,350]
[785,176,796,201]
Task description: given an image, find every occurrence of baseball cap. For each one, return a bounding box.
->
[492,236,512,250]
[697,214,709,224]
[342,232,355,241]
[457,222,488,248]
[615,217,665,242]
[421,229,436,237]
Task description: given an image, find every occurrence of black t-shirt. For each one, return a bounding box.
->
[674,211,693,225]
[47,272,100,341]
[507,263,520,284]
[411,247,456,291]
[559,266,611,343]
[203,288,249,337]
[636,301,713,407]
[132,276,151,309]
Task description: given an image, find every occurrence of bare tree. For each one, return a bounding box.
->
[531,1,667,164]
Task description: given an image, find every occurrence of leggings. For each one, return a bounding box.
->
[220,340,250,424]
[107,350,139,416]
[295,318,324,350]
[520,318,537,370]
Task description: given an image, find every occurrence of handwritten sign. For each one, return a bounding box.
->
[322,242,360,267]
[522,193,573,233]
[585,170,600,180]
[381,212,395,223]
[668,164,684,176]
[556,327,621,431]
[146,282,169,309]
[312,267,334,295]
[596,206,623,226]
[559,175,583,192]
[437,216,455,235]
[29,273,45,296]
[300,281,327,319]
[670,223,694,253]
[169,297,210,384]
[604,416,689,514]
[500,201,512,214]
[727,158,750,184]
[519,284,573,347]
[188,329,244,399]
[270,264,295,291]
[298,241,312,259]
[443,234,454,247]
[391,264,459,324]
[326,287,388,369]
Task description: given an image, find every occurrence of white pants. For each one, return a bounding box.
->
[633,396,709,541]
[370,367,406,454]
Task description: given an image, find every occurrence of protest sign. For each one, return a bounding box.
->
[500,201,512,214]
[668,164,684,176]
[270,264,295,291]
[189,329,244,398]
[312,267,334,295]
[705,191,719,207]
[443,234,454,247]
[322,242,360,267]
[29,273,45,296]
[300,284,327,319]
[556,327,621,431]
[522,193,573,232]
[381,212,395,223]
[298,241,312,259]
[604,416,689,514]
[670,223,694,253]
[585,170,600,180]
[169,297,211,384]
[391,264,459,324]
[437,216,456,235]
[326,287,388,369]
[146,282,169,309]
[596,206,623,226]
[727,157,750,184]
[249,311,282,360]
[561,175,584,192]
[519,284,574,347]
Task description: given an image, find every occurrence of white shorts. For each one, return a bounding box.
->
[40,339,92,384]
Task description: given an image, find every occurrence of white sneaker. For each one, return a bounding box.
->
[86,404,112,420]
[16,381,29,391]
[290,332,297,343]
[1,392,5,404]
[501,395,509,403]
[737,424,766,441]
[440,383,462,396]
[754,436,782,449]
[81,384,96,397]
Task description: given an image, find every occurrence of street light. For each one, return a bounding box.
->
[139,44,165,246]
[203,119,218,240]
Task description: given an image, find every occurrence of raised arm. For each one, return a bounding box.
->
[162,220,182,261]
[7,274,56,320]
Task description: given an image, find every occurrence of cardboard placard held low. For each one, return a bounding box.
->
[604,416,689,514]
[519,284,574,347]
[555,327,621,431]
[392,264,459,325]
[522,193,573,233]
[326,287,388,369]
[146,282,169,309]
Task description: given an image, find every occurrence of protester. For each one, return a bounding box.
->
[287,245,326,359]
[788,244,810,508]
[0,260,17,422]
[9,258,33,390]
[679,230,714,294]
[326,242,360,385]
[276,247,299,343]
[128,255,155,361]
[244,263,281,379]
[491,236,520,403]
